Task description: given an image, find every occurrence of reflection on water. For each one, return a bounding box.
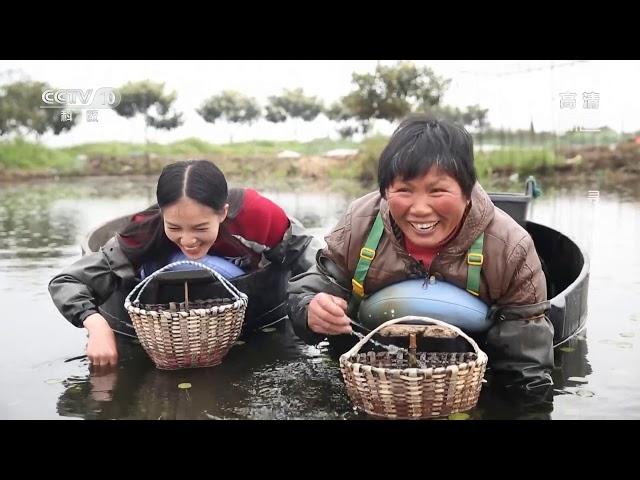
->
[1,174,639,419]
[56,322,355,420]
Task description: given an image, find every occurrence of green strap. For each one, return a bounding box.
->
[466,232,484,296]
[348,212,384,314]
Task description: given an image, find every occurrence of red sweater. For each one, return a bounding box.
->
[213,188,289,256]
[403,238,439,269]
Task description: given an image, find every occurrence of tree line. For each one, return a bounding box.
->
[0,62,489,141]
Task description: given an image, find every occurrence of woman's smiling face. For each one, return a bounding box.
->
[162,196,228,259]
[386,167,468,249]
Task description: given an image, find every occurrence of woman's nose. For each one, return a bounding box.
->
[410,196,434,215]
[181,236,197,247]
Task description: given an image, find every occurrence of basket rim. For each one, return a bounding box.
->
[126,298,246,317]
[340,316,489,364]
[340,354,488,377]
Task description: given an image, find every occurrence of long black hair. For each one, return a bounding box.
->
[117,160,228,267]
[378,114,477,198]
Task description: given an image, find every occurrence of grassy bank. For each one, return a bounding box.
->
[0,138,78,172]
[352,137,567,183]
[2,136,639,185]
[58,137,359,159]
[0,137,358,180]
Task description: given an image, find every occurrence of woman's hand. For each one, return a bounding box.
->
[83,313,119,367]
[307,293,353,335]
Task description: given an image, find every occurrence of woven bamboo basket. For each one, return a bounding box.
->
[124,260,248,370]
[340,316,488,419]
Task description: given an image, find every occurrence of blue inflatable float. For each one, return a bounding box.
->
[357,277,493,333]
[141,252,245,280]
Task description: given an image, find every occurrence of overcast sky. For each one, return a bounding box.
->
[2,60,638,146]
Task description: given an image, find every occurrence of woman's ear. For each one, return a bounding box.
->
[220,203,230,222]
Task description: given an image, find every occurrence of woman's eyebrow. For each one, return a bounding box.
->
[165,222,210,227]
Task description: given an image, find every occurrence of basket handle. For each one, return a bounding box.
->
[124,260,248,309]
[341,316,488,362]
